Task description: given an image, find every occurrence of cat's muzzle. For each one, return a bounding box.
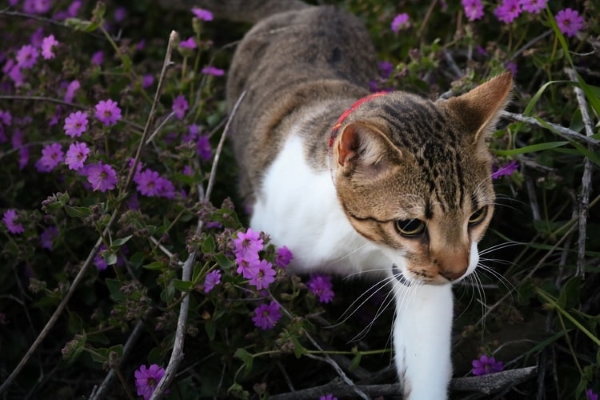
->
[392,264,411,287]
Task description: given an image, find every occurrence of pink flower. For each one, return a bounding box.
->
[86,161,118,192]
[462,0,484,21]
[142,74,154,88]
[3,209,24,234]
[320,395,338,400]
[40,226,58,250]
[91,50,104,66]
[16,44,39,69]
[519,0,546,14]
[248,259,276,290]
[252,301,282,330]
[233,228,263,261]
[196,135,212,161]
[65,142,90,170]
[36,143,64,172]
[494,0,521,23]
[95,99,122,126]
[64,80,80,103]
[179,37,197,50]
[134,364,166,400]
[472,355,504,376]
[555,8,584,38]
[135,169,161,197]
[41,34,59,59]
[191,7,213,21]
[492,160,519,179]
[307,274,335,303]
[391,13,410,33]
[201,66,224,76]
[275,246,293,268]
[204,270,221,293]
[64,111,88,137]
[172,95,188,120]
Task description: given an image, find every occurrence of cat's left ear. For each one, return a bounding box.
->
[335,122,396,178]
[443,72,513,144]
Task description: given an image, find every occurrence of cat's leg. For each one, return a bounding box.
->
[393,283,453,399]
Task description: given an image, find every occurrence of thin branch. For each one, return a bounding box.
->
[89,320,145,400]
[565,68,595,278]
[501,111,600,151]
[268,367,537,400]
[145,112,176,145]
[149,91,247,400]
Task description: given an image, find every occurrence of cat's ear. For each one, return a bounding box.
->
[444,72,513,143]
[336,122,395,177]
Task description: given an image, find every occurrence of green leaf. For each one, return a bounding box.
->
[111,235,133,248]
[201,235,216,254]
[104,251,118,266]
[143,261,165,270]
[130,252,145,269]
[109,344,124,358]
[349,349,362,371]
[234,348,254,375]
[205,321,216,341]
[214,254,234,270]
[173,279,193,292]
[64,205,92,219]
[105,278,126,302]
[290,336,307,359]
[557,276,581,309]
[493,141,568,156]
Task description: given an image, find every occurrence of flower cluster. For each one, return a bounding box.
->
[307,274,335,303]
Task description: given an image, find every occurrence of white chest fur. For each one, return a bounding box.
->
[249,125,454,399]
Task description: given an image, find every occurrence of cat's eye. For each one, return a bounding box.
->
[468,207,488,226]
[395,219,426,237]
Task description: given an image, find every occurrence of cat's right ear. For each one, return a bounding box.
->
[336,122,396,178]
[444,72,513,144]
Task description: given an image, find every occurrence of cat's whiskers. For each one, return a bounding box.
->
[478,241,520,255]
[330,242,370,265]
[476,262,514,293]
[333,275,394,327]
[349,278,398,342]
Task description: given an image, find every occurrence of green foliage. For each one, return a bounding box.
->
[0,0,599,399]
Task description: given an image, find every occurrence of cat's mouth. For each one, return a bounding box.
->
[392,264,411,287]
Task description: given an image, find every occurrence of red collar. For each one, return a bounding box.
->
[328,91,387,148]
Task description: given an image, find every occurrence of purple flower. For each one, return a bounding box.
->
[68,0,82,17]
[0,110,12,126]
[378,61,394,79]
[30,0,51,13]
[134,364,166,400]
[155,177,176,199]
[65,142,90,170]
[64,111,88,137]
[114,6,126,22]
[471,355,504,376]
[204,270,222,293]
[3,209,24,234]
[64,80,80,103]
[86,161,118,192]
[16,44,39,69]
[320,395,338,400]
[40,226,58,250]
[36,143,64,172]
[236,254,260,279]
[172,95,188,120]
[196,135,212,161]
[248,259,276,290]
[307,274,335,303]
[233,228,264,261]
[142,74,154,88]
[519,0,546,14]
[179,37,197,50]
[462,0,484,21]
[192,7,213,21]
[505,61,518,77]
[276,246,293,268]
[91,50,104,66]
[95,99,122,126]
[555,8,584,38]
[135,169,161,197]
[391,13,410,33]
[41,34,59,59]
[494,0,521,23]
[19,147,29,169]
[586,389,598,400]
[201,66,225,76]
[252,301,282,330]
[492,160,519,179]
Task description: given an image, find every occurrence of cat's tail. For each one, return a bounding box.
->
[160,0,311,23]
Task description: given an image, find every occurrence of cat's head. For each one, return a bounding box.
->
[331,73,512,285]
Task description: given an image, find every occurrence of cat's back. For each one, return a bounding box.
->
[227,5,379,202]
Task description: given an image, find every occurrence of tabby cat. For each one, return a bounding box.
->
[169,0,512,397]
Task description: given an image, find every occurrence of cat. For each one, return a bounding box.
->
[167,0,512,398]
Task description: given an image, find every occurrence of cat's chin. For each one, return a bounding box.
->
[393,264,463,286]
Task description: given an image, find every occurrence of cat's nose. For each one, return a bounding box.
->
[437,252,469,281]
